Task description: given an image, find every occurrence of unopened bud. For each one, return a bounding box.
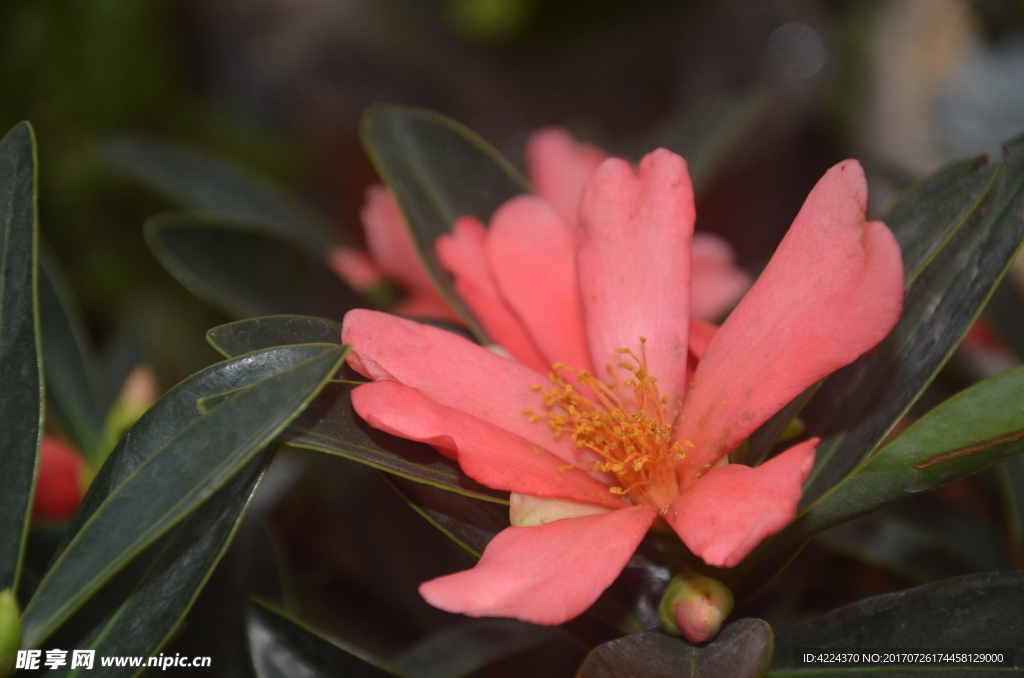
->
[659,573,734,643]
[0,590,21,678]
[100,365,159,464]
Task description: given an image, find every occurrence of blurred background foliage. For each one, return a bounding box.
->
[5,1,1024,675]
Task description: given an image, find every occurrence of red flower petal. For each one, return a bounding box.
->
[525,127,607,227]
[665,438,817,568]
[577,150,696,412]
[351,380,622,508]
[343,309,578,462]
[33,435,85,521]
[436,217,548,372]
[486,196,592,372]
[419,505,657,625]
[676,160,903,477]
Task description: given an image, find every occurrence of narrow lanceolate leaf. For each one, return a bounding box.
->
[0,121,43,593]
[247,599,403,678]
[801,135,1024,503]
[748,364,1024,565]
[101,136,332,254]
[21,346,346,648]
[386,475,510,557]
[577,619,773,678]
[361,105,530,342]
[282,383,508,502]
[46,451,271,678]
[145,213,363,319]
[741,153,999,467]
[770,572,1024,675]
[207,315,341,358]
[39,253,104,461]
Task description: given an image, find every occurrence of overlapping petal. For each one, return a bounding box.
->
[419,505,657,625]
[486,196,592,372]
[525,127,607,228]
[436,217,548,372]
[691,233,752,321]
[351,380,622,508]
[676,160,903,480]
[342,309,579,462]
[665,438,817,567]
[577,150,696,412]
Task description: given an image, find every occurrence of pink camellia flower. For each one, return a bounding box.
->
[341,149,903,628]
[329,128,750,324]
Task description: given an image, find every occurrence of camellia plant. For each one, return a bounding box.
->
[2,101,1024,677]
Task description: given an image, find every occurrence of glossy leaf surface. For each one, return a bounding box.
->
[207,315,342,358]
[0,122,43,593]
[21,345,345,647]
[101,136,331,254]
[283,383,507,502]
[750,364,1024,563]
[770,572,1024,674]
[577,619,773,678]
[248,599,401,678]
[740,154,998,467]
[361,105,530,341]
[46,452,271,678]
[146,214,362,319]
[801,136,1024,502]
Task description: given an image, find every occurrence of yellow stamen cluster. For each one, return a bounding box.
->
[524,338,694,511]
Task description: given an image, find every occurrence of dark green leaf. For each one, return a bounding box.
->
[770,572,1024,674]
[577,619,773,678]
[247,599,402,678]
[101,136,332,254]
[386,475,510,556]
[392,619,556,678]
[21,346,346,647]
[813,503,1009,585]
[752,364,1024,562]
[984,276,1024,360]
[45,451,271,678]
[39,252,104,460]
[0,121,43,593]
[801,136,1024,503]
[886,155,999,283]
[361,105,530,341]
[742,153,1001,468]
[207,315,342,358]
[145,213,363,319]
[282,383,508,502]
[630,90,767,194]
[1002,455,1024,550]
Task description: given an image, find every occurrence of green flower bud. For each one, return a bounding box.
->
[0,590,21,678]
[659,573,734,643]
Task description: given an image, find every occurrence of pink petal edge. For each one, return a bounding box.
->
[690,232,752,322]
[351,380,623,508]
[525,127,607,228]
[436,217,548,372]
[342,309,579,462]
[676,160,903,477]
[486,196,593,372]
[577,150,696,413]
[420,505,657,625]
[665,438,818,568]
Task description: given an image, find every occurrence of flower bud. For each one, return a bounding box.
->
[0,589,21,678]
[659,573,734,643]
[100,365,159,463]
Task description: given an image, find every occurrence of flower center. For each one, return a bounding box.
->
[525,338,692,512]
